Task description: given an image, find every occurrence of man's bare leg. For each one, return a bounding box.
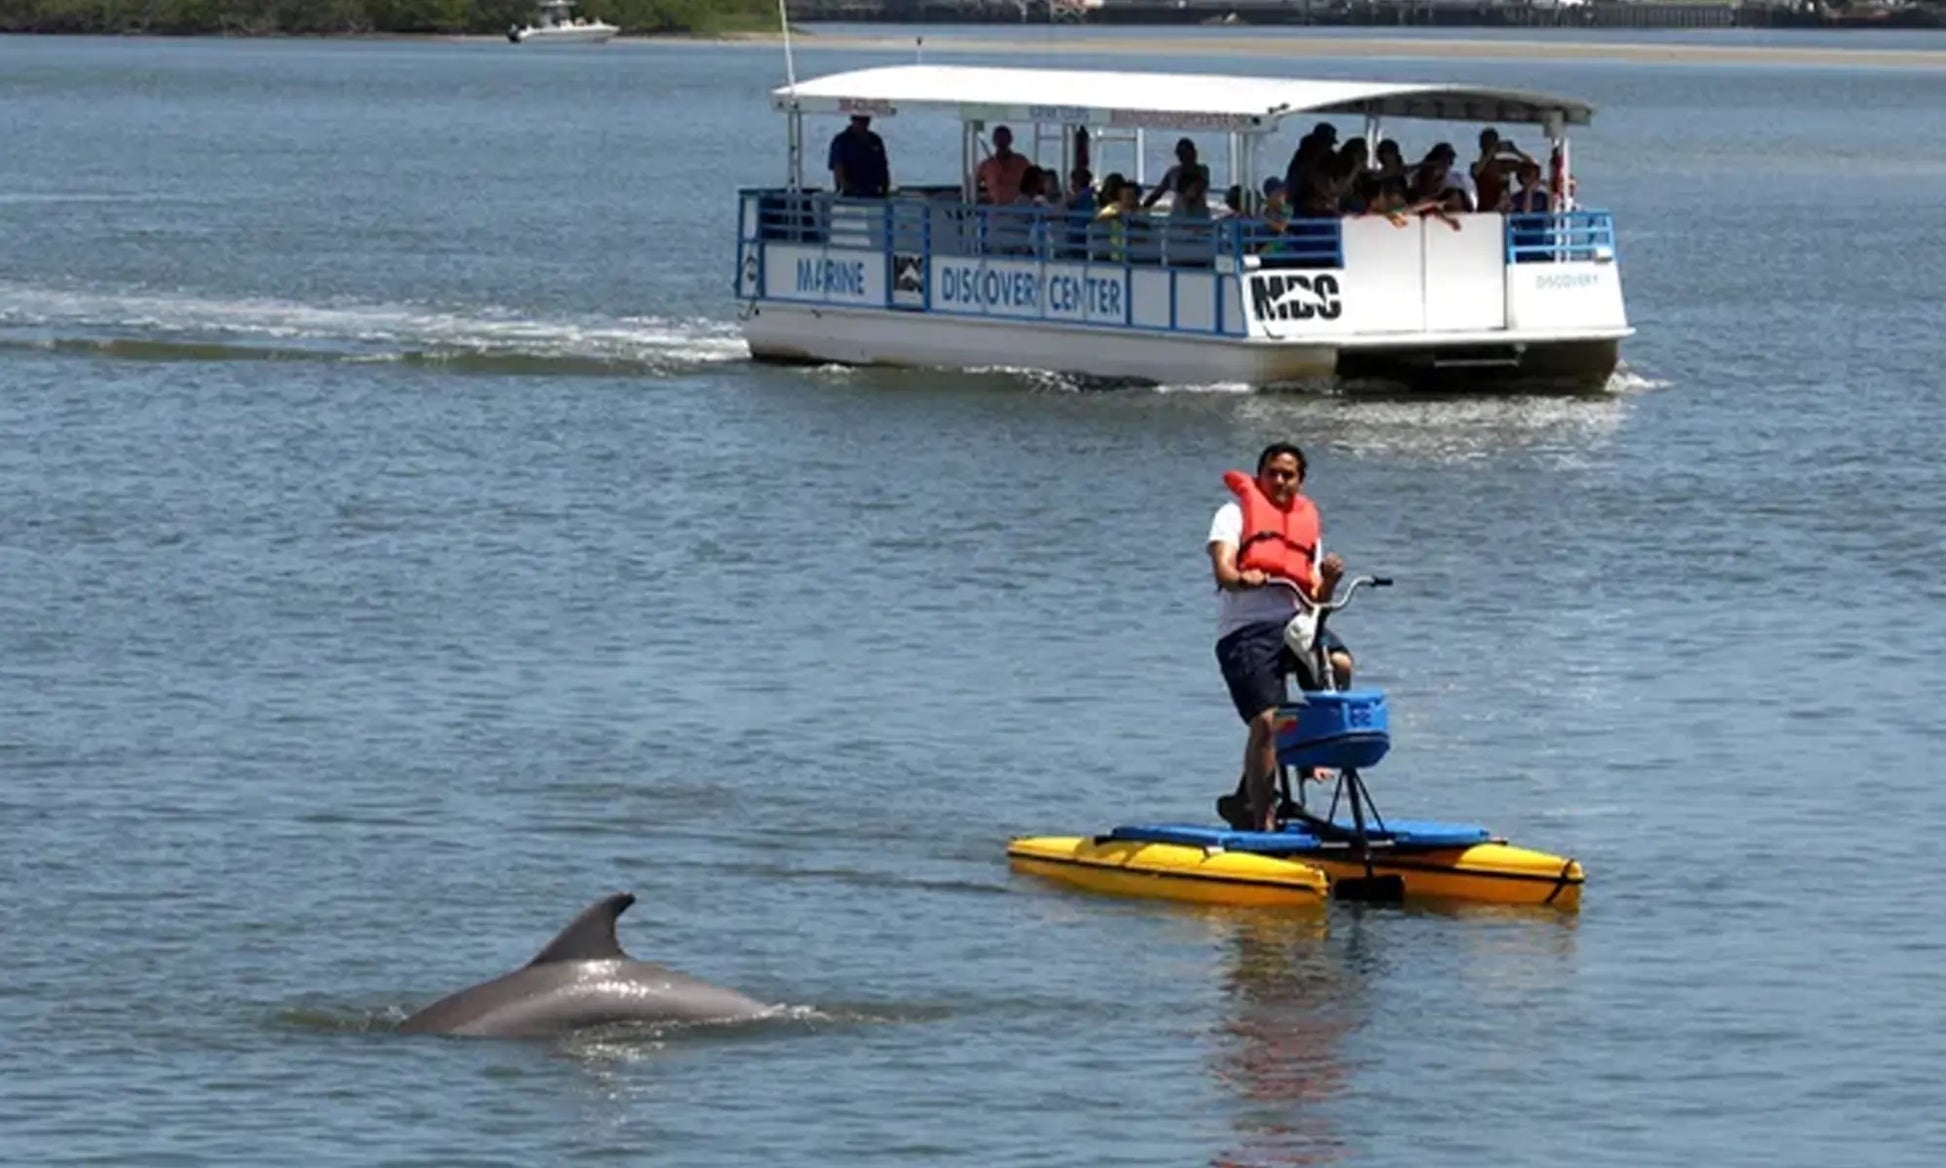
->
[1246,707,1281,831]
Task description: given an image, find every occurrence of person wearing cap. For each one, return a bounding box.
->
[1253,176,1292,256]
[1143,137,1211,210]
[1281,122,1339,211]
[827,114,889,198]
[1260,177,1291,224]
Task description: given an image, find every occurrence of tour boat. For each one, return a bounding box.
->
[735,65,1630,388]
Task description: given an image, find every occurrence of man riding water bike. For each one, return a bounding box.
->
[1207,443,1354,832]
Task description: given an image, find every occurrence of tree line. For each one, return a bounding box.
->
[0,1,775,35]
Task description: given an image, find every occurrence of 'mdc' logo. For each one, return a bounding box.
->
[1250,273,1343,322]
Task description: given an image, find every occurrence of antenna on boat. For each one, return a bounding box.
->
[776,0,797,94]
[776,0,803,192]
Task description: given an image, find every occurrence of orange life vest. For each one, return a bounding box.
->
[1224,469,1319,594]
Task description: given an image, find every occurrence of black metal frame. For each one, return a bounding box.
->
[1272,575,1404,899]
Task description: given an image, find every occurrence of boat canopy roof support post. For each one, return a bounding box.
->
[1363,112,1381,166]
[1225,130,1238,210]
[1237,130,1255,214]
[1545,111,1572,213]
[786,106,803,191]
[962,120,978,204]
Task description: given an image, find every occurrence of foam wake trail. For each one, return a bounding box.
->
[0,282,748,375]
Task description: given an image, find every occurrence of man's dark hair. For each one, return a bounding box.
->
[1256,442,1307,478]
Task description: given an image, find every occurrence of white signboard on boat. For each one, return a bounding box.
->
[1245,268,1367,339]
[923,258,1238,335]
[929,258,1127,325]
[1505,261,1628,332]
[762,245,886,307]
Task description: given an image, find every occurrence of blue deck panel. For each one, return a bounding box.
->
[1109,820,1495,852]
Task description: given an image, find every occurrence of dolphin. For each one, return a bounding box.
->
[400,892,771,1038]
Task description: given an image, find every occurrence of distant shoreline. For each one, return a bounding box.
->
[677,28,1946,68]
[7,27,1945,68]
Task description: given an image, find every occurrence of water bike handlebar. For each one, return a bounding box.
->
[1266,574,1392,613]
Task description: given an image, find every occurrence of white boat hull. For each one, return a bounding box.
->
[512,24,616,43]
[742,302,1623,388]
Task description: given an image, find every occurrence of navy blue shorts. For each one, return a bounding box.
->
[1214,620,1351,722]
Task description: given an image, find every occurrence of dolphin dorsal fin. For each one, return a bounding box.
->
[526,892,635,965]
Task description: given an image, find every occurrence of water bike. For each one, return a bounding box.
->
[1006,575,1585,908]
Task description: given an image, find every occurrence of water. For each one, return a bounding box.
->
[3,30,1944,1167]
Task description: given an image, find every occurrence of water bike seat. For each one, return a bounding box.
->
[1275,689,1389,771]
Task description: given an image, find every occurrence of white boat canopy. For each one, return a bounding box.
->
[772,65,1594,131]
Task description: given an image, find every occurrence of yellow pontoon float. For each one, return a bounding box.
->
[1007,577,1585,909]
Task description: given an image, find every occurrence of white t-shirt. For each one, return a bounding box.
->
[1208,501,1324,639]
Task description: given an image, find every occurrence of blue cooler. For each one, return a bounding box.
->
[1275,689,1390,771]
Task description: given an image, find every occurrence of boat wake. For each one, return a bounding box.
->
[0,282,749,376]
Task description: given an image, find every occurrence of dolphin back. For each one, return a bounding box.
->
[399,893,770,1038]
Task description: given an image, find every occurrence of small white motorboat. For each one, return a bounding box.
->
[507,0,617,44]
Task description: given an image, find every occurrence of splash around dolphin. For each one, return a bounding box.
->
[400,892,772,1038]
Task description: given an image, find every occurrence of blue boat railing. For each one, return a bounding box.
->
[1505,210,1617,264]
[739,189,1344,272]
[734,189,1350,336]
[736,192,1620,332]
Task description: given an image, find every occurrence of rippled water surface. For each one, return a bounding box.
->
[3,30,1944,1167]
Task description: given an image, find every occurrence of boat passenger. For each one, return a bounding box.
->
[1260,177,1290,220]
[1507,160,1554,262]
[1341,171,1378,217]
[1351,174,1427,228]
[1508,159,1551,215]
[1209,443,1352,833]
[1409,143,1475,213]
[1296,183,1338,220]
[1015,166,1051,205]
[1165,172,1217,267]
[1374,138,1407,184]
[1249,177,1302,259]
[828,114,890,199]
[1143,138,1211,211]
[975,125,1032,206]
[1091,176,1140,262]
[1471,128,1532,214]
[1253,177,1291,252]
[1170,172,1213,219]
[1057,167,1096,259]
[997,167,1051,257]
[1061,167,1096,212]
[1324,139,1369,211]
[1283,122,1338,203]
